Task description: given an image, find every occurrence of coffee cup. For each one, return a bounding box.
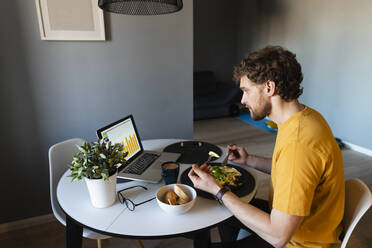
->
[161,162,180,185]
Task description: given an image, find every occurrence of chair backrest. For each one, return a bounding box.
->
[341,178,372,248]
[48,138,86,225]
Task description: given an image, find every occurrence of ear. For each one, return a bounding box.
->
[264,80,276,96]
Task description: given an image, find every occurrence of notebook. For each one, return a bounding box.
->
[96,115,180,183]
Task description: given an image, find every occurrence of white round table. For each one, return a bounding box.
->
[57,139,257,247]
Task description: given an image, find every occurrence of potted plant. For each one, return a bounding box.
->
[69,139,127,208]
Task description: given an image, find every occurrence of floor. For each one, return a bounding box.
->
[1,116,371,248]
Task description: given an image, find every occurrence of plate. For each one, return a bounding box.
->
[163,141,222,164]
[180,162,256,199]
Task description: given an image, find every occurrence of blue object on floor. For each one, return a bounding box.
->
[236,113,278,133]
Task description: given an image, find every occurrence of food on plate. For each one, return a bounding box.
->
[209,165,242,187]
[208,151,220,158]
[163,186,190,205]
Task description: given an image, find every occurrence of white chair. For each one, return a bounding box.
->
[49,138,144,248]
[341,178,372,248]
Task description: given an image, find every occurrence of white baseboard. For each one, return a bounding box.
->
[0,214,56,234]
[343,141,372,157]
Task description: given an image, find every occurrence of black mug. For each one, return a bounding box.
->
[161,162,180,185]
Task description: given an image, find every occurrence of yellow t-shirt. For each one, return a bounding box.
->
[270,106,345,248]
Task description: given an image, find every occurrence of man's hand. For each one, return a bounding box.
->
[227,144,249,165]
[188,164,221,195]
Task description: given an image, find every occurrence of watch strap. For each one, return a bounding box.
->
[215,186,230,205]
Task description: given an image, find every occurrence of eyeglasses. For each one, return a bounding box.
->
[117,185,155,211]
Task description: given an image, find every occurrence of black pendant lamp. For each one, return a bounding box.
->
[98,0,183,15]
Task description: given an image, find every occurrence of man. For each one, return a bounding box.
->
[188,46,345,248]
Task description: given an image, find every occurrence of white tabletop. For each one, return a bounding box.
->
[57,139,258,238]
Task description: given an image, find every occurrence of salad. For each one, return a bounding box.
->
[209,165,242,187]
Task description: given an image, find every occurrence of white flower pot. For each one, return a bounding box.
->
[84,172,117,208]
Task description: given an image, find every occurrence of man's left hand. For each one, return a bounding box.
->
[188,164,221,195]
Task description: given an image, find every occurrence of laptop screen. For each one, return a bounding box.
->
[97,116,142,161]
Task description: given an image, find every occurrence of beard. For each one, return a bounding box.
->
[249,100,271,121]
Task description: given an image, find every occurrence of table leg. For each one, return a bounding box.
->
[193,229,211,248]
[66,215,83,248]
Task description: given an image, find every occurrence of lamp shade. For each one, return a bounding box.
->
[98,0,183,15]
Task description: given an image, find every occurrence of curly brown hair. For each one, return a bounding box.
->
[233,46,303,101]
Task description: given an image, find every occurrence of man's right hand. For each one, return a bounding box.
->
[227,144,249,165]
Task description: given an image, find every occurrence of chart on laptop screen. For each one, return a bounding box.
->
[102,118,140,160]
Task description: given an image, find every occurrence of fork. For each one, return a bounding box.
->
[205,155,213,164]
[221,150,232,166]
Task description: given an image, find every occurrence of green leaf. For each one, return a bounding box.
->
[77,145,86,153]
[69,138,126,182]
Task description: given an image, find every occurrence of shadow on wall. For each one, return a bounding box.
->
[0,1,48,223]
[103,12,112,41]
[255,0,289,43]
[193,0,287,82]
[193,0,241,82]
[236,0,290,58]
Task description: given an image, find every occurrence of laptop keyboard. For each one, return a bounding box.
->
[123,153,160,175]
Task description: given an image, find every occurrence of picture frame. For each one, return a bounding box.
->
[35,0,105,41]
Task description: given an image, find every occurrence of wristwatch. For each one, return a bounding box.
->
[215,186,230,205]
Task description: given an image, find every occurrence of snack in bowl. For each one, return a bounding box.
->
[174,184,190,204]
[156,184,197,215]
[163,184,190,205]
[164,191,179,205]
[209,165,242,187]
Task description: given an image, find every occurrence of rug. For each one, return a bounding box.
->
[236,113,278,133]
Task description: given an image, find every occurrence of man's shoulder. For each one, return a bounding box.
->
[280,107,334,146]
[274,107,341,172]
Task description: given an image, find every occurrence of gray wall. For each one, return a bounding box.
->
[195,0,371,149]
[236,0,372,150]
[0,0,193,223]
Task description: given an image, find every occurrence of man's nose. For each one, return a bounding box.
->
[241,96,246,105]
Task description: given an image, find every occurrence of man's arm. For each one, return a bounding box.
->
[221,191,303,248]
[228,145,272,174]
[188,164,303,248]
[246,154,272,174]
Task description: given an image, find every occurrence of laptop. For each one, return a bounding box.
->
[96,115,180,183]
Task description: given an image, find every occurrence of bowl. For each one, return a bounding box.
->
[156,184,197,215]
